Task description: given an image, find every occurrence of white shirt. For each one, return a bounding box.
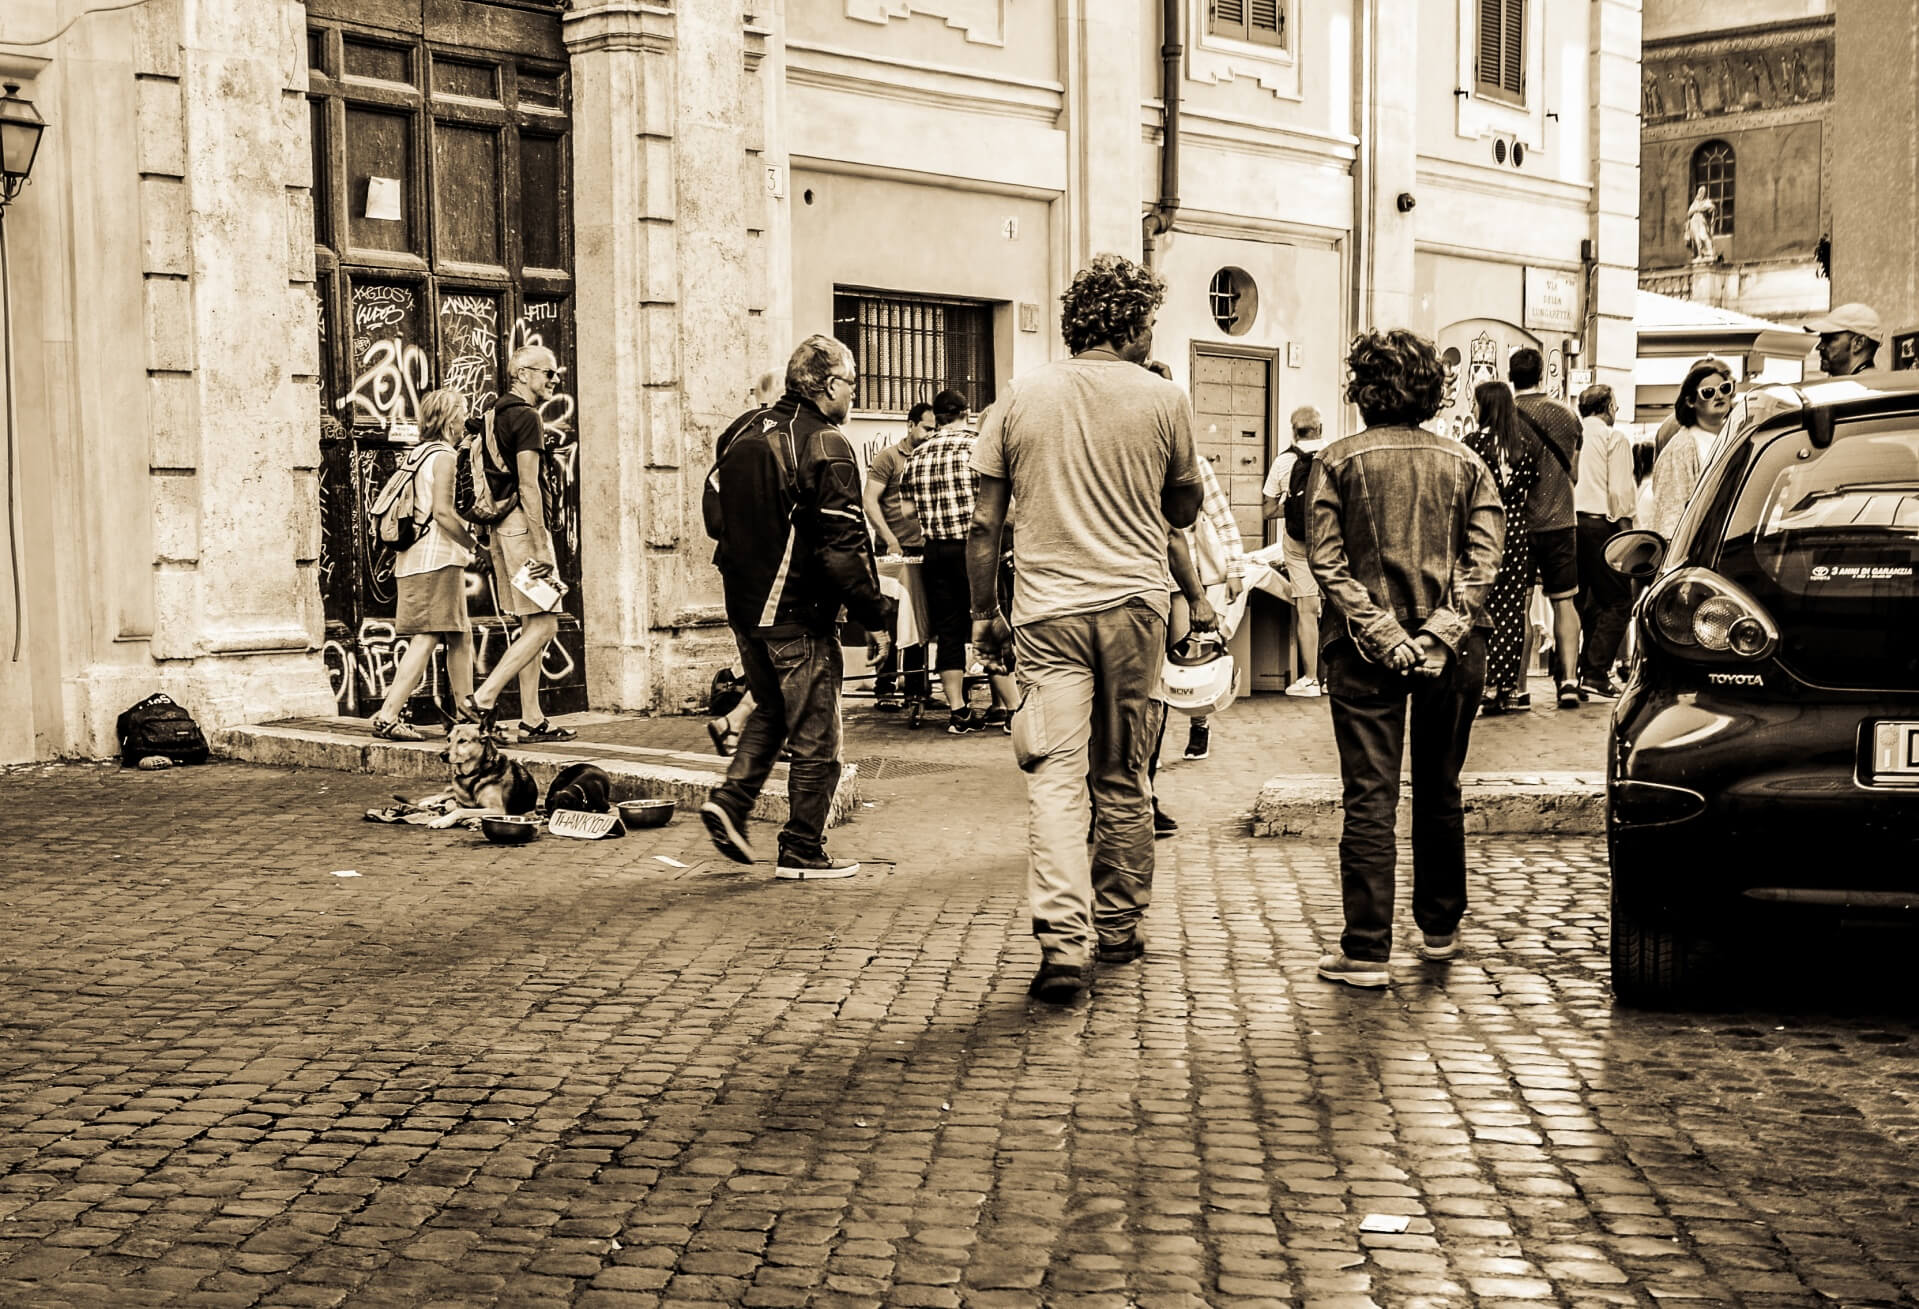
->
[1574,414,1637,521]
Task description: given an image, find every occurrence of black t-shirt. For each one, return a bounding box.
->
[486,393,546,503]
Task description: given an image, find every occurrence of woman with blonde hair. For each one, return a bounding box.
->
[370,389,478,739]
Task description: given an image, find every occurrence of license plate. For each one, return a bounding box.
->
[1871,721,1919,778]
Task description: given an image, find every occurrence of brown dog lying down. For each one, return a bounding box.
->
[422,723,540,828]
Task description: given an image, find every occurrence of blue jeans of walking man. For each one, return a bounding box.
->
[710,626,843,861]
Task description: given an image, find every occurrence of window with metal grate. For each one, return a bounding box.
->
[831,289,997,417]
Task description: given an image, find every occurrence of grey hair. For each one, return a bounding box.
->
[1289,405,1323,429]
[786,335,852,403]
[508,343,556,374]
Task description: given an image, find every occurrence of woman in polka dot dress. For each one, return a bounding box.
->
[1462,380,1540,714]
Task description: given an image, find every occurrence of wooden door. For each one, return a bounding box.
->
[1190,348,1275,552]
[307,0,580,720]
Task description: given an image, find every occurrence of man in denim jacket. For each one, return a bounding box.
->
[1307,329,1505,987]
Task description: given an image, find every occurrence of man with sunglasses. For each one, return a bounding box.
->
[699,335,895,881]
[464,344,575,743]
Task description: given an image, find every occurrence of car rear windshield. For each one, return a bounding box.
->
[1716,415,1919,691]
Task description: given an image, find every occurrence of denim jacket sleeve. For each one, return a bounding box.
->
[1306,457,1413,662]
[1419,452,1506,655]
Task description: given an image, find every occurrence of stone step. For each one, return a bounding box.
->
[1253,772,1605,839]
[212,719,861,828]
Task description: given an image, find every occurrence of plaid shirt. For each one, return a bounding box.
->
[901,422,981,541]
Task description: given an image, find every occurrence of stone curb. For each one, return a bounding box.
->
[211,723,861,828]
[1253,772,1605,838]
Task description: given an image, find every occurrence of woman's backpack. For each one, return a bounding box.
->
[454,411,520,525]
[369,441,449,551]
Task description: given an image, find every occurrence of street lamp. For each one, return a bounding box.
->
[0,82,38,660]
[0,83,44,208]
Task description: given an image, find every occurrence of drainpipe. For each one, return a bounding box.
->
[1143,0,1181,269]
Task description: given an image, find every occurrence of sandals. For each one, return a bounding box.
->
[708,718,738,757]
[520,719,577,743]
[460,694,497,734]
[371,717,425,741]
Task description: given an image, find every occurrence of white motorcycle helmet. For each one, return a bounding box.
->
[1160,632,1238,717]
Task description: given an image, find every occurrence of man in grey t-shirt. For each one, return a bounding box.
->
[968,253,1203,1004]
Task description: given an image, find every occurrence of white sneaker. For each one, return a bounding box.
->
[1284,677,1322,698]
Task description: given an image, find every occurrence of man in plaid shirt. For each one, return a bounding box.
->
[902,390,1019,734]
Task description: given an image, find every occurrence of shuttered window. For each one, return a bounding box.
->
[1475,0,1526,103]
[1210,0,1285,49]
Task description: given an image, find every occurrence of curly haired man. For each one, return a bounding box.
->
[1308,329,1505,988]
[967,254,1204,1003]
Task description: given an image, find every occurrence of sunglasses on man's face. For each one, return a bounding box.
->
[524,366,560,380]
[1695,381,1734,401]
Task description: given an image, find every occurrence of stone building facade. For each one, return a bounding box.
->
[0,0,1639,764]
[1637,0,1833,322]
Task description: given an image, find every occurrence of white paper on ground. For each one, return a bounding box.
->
[654,855,689,868]
[1358,1213,1411,1234]
[330,870,361,878]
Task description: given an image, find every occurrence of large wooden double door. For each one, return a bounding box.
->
[307,0,582,719]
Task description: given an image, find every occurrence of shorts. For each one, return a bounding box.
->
[920,537,972,672]
[1532,526,1578,600]
[394,566,471,635]
[1281,533,1322,616]
[487,508,563,616]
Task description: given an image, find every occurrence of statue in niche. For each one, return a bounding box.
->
[1644,67,1667,119]
[1686,186,1717,264]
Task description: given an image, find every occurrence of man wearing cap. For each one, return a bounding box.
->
[1807,303,1882,377]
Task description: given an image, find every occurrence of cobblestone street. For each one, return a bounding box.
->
[5,752,1919,1308]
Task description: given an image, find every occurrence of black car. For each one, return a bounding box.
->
[1606,370,1919,1006]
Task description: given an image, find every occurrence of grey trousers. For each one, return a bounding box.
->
[1010,598,1165,967]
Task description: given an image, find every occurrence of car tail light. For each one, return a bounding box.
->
[1647,567,1779,662]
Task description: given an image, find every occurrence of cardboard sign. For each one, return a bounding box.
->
[546,810,622,840]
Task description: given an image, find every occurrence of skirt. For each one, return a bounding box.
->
[395,566,471,635]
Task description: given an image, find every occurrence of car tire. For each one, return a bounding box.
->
[1609,885,1712,1009]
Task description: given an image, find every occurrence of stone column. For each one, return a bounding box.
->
[1832,0,1919,334]
[1589,0,1641,416]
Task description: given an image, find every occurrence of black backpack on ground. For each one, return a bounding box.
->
[1282,449,1316,542]
[115,693,210,766]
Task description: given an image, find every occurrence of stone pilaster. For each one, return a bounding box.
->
[568,1,759,713]
[74,0,334,747]
[1361,0,1419,330]
[1065,0,1145,263]
[1590,0,1641,416]
[1831,0,1919,333]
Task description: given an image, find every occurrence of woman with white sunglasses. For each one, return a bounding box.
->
[1648,359,1736,539]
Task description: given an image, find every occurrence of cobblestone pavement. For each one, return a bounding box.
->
[4,758,1919,1308]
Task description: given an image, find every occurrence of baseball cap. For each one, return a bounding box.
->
[1804,303,1882,340]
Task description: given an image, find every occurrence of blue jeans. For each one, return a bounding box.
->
[712,625,843,859]
[1323,631,1487,962]
[1010,598,1165,967]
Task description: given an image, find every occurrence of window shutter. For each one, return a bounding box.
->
[1502,0,1526,96]
[1248,0,1284,47]
[1475,0,1502,94]
[1211,0,1249,41]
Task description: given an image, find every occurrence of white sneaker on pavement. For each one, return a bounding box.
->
[1284,677,1322,698]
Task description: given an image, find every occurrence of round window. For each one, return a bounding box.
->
[1209,267,1258,336]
